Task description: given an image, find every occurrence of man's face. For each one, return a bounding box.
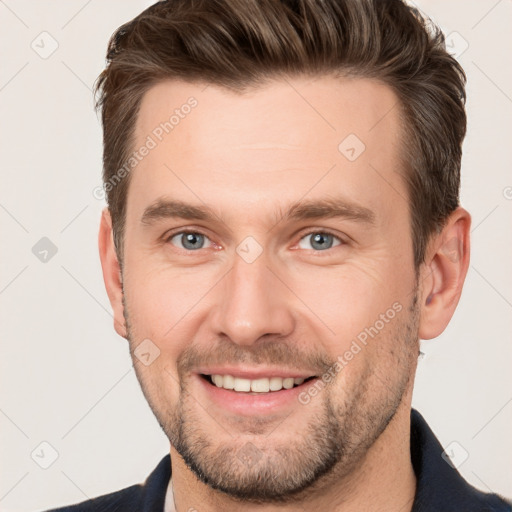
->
[120,76,420,501]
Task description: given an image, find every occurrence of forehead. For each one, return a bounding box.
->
[128,76,407,228]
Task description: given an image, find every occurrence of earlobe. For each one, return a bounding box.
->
[98,208,127,339]
[418,207,471,340]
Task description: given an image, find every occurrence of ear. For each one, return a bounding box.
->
[98,208,127,339]
[418,206,471,340]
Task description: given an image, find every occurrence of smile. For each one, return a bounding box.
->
[203,374,316,393]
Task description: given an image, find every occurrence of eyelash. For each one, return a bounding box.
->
[163,228,345,254]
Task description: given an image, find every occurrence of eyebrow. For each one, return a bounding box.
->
[140,197,375,227]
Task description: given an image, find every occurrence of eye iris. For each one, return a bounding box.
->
[311,233,333,250]
[182,233,204,250]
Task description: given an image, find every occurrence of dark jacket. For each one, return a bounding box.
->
[43,409,511,511]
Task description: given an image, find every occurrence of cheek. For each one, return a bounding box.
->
[123,274,186,404]
[288,257,408,350]
[124,263,216,338]
[122,265,222,397]
[131,354,182,420]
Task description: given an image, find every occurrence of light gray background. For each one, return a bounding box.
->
[0,1,511,510]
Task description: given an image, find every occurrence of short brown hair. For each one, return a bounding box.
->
[94,0,466,268]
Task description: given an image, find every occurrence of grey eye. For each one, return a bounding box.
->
[169,232,211,251]
[298,232,341,251]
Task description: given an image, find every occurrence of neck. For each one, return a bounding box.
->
[169,401,416,512]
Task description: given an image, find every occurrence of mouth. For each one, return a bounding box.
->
[200,373,317,394]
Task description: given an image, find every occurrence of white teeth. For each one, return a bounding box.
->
[222,374,235,389]
[251,378,270,392]
[282,377,294,389]
[209,374,309,393]
[233,377,251,392]
[269,376,283,391]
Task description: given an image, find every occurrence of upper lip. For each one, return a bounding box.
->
[196,366,317,380]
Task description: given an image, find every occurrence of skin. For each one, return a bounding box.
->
[99,76,471,512]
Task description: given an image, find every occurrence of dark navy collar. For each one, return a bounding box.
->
[140,452,171,512]
[410,409,510,511]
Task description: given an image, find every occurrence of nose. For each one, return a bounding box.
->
[208,250,295,346]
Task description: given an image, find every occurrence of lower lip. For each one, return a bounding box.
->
[196,375,318,416]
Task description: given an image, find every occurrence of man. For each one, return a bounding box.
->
[46,0,511,511]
